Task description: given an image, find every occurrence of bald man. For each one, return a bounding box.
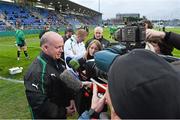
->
[85,26,110,49]
[24,31,76,119]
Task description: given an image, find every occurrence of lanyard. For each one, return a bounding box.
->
[70,38,77,55]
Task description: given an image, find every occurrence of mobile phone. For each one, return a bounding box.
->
[90,78,107,91]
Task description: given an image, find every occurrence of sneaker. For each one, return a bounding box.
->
[17,57,20,61]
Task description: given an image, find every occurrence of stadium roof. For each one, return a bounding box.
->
[29,0,102,17]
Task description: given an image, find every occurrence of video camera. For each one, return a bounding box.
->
[114,22,146,50]
[113,21,180,63]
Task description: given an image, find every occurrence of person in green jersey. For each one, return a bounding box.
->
[109,25,117,39]
[15,25,29,60]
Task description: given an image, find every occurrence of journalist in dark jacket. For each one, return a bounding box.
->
[85,26,110,49]
[24,31,76,119]
[39,24,50,39]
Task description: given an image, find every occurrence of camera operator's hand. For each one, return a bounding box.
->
[146,42,161,54]
[146,29,165,40]
[91,83,106,113]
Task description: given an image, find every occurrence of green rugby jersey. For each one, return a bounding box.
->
[15,29,25,45]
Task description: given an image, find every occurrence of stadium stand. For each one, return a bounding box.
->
[0,0,102,31]
[65,15,81,25]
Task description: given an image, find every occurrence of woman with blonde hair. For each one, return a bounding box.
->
[84,39,102,60]
[76,40,103,115]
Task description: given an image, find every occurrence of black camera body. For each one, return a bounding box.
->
[115,24,146,50]
[121,26,145,42]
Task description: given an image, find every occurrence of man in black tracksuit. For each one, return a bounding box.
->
[39,24,50,39]
[85,26,110,49]
[24,31,76,119]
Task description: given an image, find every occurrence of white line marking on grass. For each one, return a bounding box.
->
[0,76,24,84]
[0,44,40,49]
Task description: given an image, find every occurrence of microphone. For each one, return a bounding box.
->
[66,57,80,70]
[59,69,82,93]
[69,59,80,70]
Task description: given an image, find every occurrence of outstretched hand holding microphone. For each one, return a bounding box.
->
[91,83,106,113]
[59,69,92,93]
[59,69,107,94]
